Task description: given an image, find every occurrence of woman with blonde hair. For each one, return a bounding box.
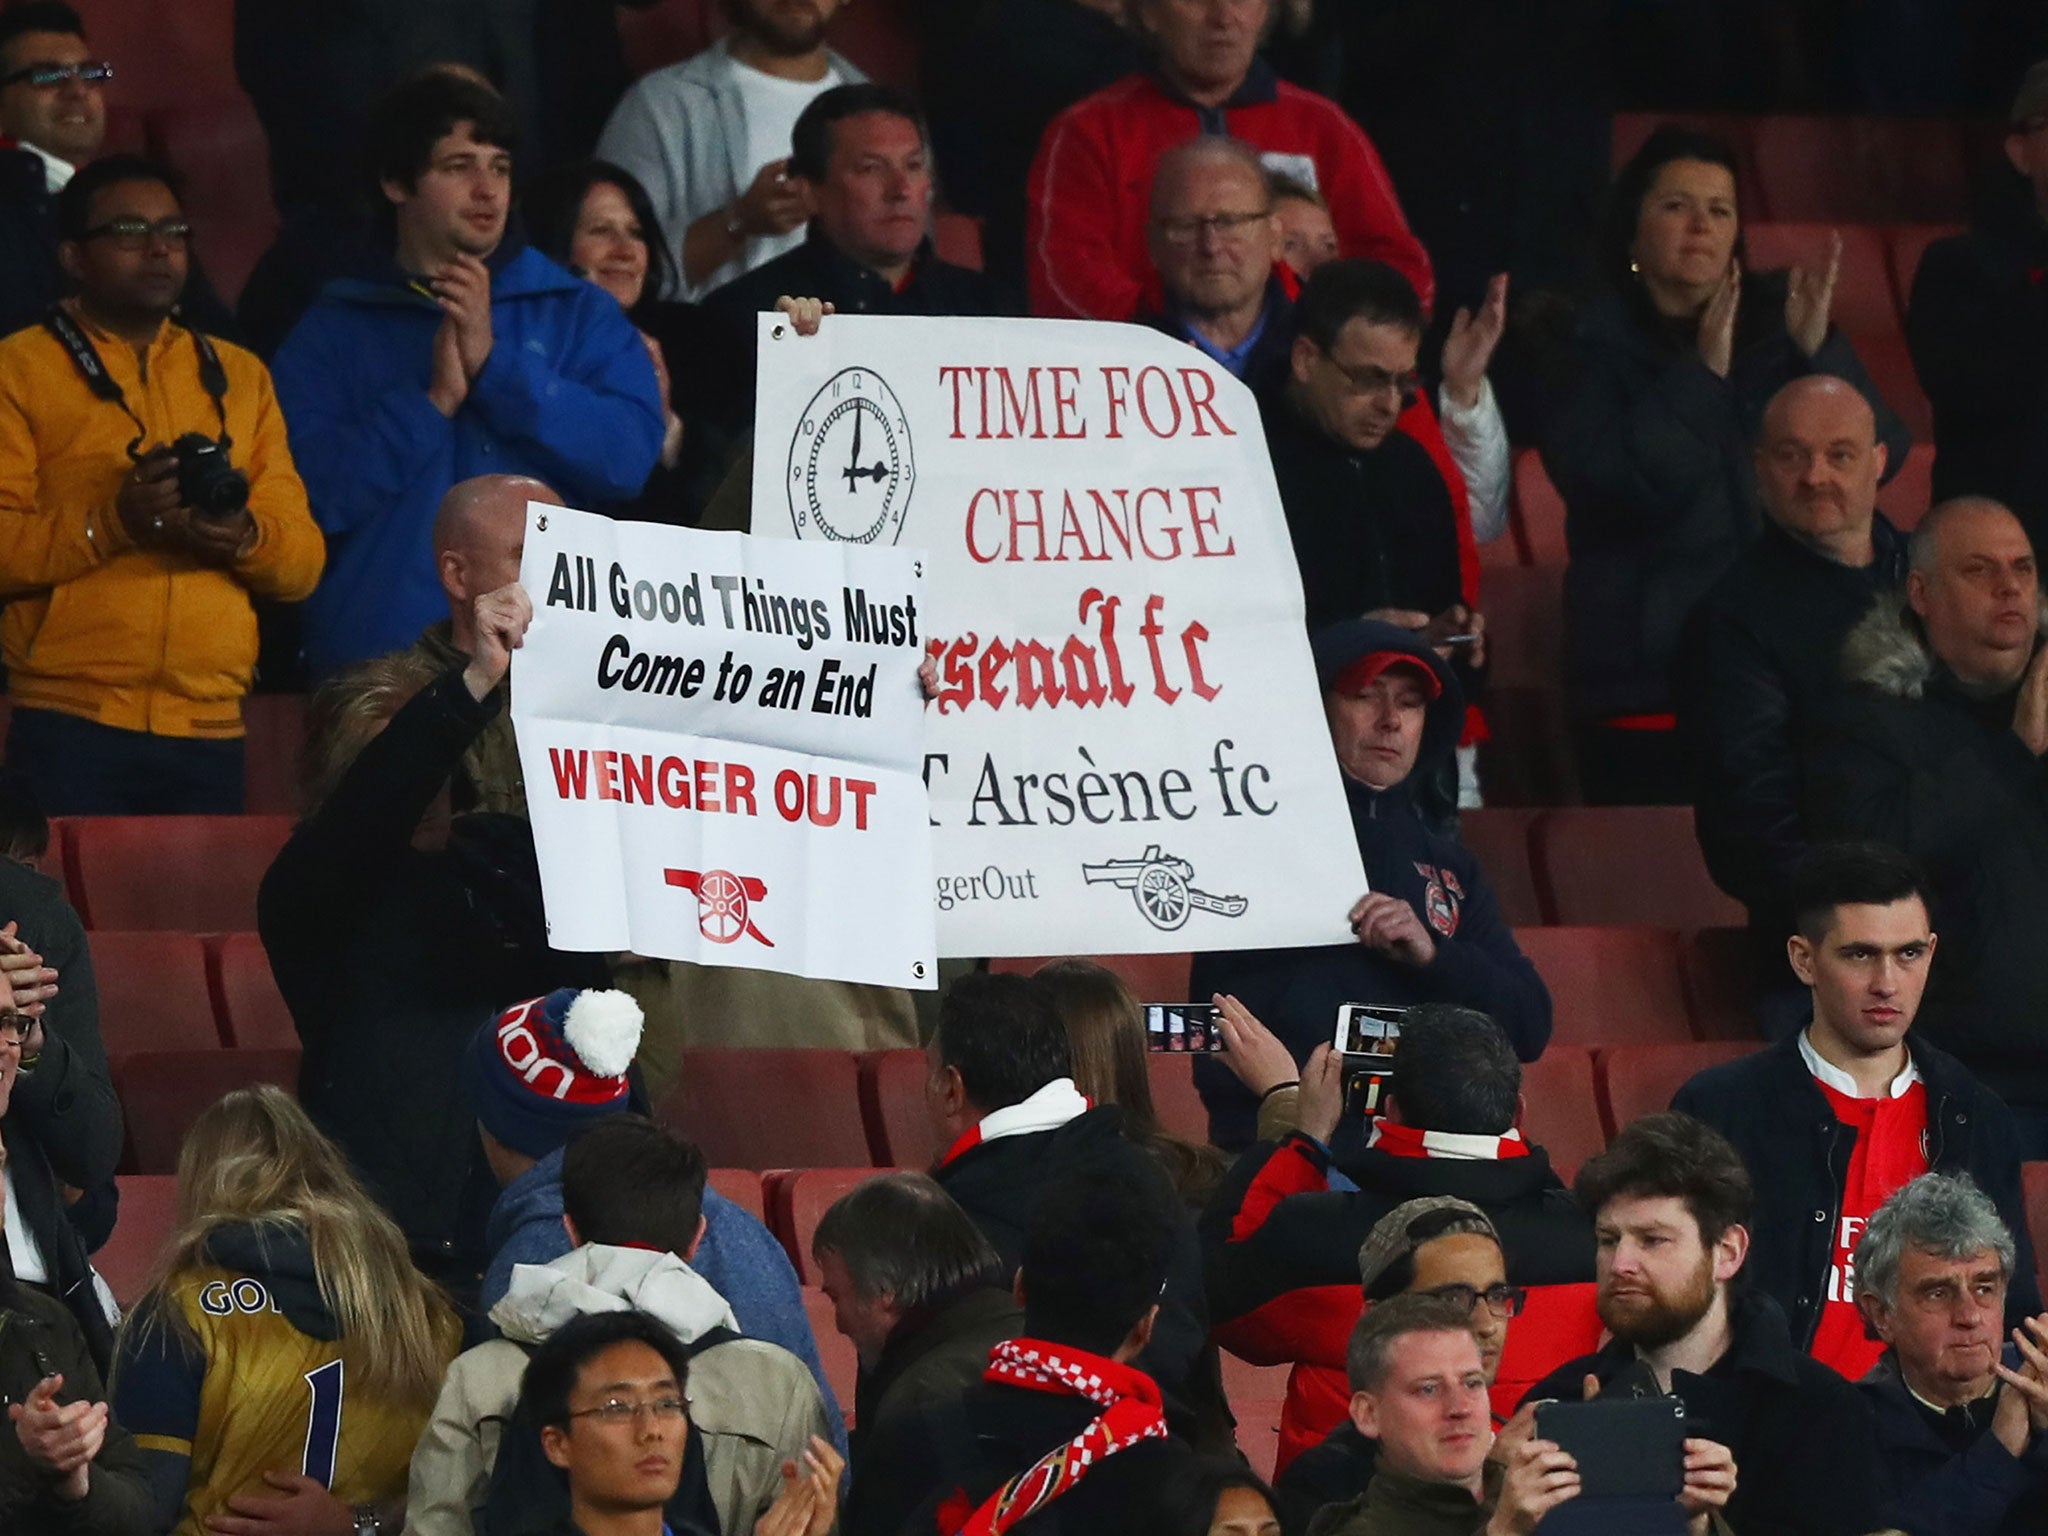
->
[111,1086,460,1535]
[1033,960,1228,1204]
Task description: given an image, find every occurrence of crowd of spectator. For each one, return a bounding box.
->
[6,0,2048,1533]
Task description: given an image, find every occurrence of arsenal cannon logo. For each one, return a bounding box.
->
[665,868,775,947]
[1082,845,1248,932]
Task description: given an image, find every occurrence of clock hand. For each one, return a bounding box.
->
[843,403,866,491]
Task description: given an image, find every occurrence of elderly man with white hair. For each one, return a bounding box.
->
[1855,1172,2048,1535]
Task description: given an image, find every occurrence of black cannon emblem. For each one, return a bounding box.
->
[1082,846,1249,932]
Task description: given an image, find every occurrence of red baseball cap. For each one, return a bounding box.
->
[1331,650,1443,701]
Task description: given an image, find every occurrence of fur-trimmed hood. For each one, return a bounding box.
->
[1842,590,2048,700]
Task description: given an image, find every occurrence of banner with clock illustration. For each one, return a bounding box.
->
[749,313,1370,958]
[511,503,938,989]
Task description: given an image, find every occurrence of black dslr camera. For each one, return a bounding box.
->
[170,433,250,518]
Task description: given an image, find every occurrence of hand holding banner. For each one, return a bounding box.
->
[513,505,936,988]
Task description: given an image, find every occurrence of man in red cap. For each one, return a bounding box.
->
[1190,618,1551,1148]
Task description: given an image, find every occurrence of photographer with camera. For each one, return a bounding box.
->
[0,155,323,814]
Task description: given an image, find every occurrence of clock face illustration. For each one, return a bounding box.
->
[785,367,916,544]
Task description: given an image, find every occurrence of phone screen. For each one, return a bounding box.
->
[1334,1003,1405,1057]
[1145,1004,1226,1053]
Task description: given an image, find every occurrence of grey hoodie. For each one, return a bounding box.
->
[407,1245,830,1536]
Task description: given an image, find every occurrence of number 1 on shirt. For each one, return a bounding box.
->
[302,1360,345,1486]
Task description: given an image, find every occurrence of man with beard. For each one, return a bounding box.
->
[273,70,663,676]
[1526,1112,1885,1536]
[600,0,865,299]
[1678,376,1910,998]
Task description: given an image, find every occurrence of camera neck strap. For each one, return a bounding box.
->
[42,304,230,461]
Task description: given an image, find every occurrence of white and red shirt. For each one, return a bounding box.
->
[1800,1030,1930,1380]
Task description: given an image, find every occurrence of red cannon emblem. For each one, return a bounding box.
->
[665,868,775,947]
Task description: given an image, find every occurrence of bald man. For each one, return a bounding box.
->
[1806,497,2048,1151]
[403,473,563,815]
[1677,376,1910,1010]
[1140,136,1295,391]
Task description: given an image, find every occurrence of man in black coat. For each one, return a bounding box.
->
[810,1170,1021,1534]
[1678,375,1909,989]
[1191,620,1551,1148]
[258,585,606,1302]
[925,973,1207,1425]
[1525,1112,1887,1536]
[1906,61,2048,550]
[701,83,1016,432]
[1854,1173,2048,1536]
[1673,842,2038,1381]
[1802,497,2048,1153]
[1265,259,1479,645]
[852,1173,1196,1536]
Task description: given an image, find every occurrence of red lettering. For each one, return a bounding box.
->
[996,367,1047,440]
[694,761,720,813]
[774,768,804,821]
[978,639,1013,708]
[1133,486,1181,560]
[1050,367,1086,438]
[807,773,842,827]
[725,762,757,816]
[939,365,975,438]
[848,779,876,829]
[595,750,620,801]
[659,756,690,808]
[1141,594,1178,704]
[1100,366,1131,438]
[1135,366,1182,437]
[964,488,1002,563]
[1014,640,1064,708]
[1182,620,1220,701]
[1179,367,1234,437]
[1006,488,1047,562]
[1184,486,1235,556]
[548,748,589,800]
[622,752,653,805]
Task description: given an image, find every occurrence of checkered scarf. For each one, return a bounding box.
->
[946,1338,1170,1535]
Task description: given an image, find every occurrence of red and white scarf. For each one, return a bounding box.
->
[947,1338,1170,1535]
[1367,1121,1529,1160]
[937,1079,1091,1169]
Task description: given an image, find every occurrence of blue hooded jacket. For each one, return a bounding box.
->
[1192,619,1552,1147]
[480,1148,847,1450]
[272,244,664,676]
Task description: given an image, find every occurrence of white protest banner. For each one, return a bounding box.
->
[512,504,935,988]
[749,315,1368,957]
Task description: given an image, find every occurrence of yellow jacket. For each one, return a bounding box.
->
[0,310,325,738]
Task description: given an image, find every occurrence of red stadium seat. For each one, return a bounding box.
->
[90,932,224,1054]
[150,98,280,306]
[660,1050,871,1170]
[1458,809,1547,927]
[1509,450,1568,568]
[71,0,240,110]
[2023,1163,2048,1293]
[1478,526,1523,569]
[828,0,920,88]
[859,1048,941,1168]
[988,953,1194,1003]
[1597,1041,1760,1139]
[212,932,296,1050]
[1518,1046,1603,1183]
[116,1048,300,1174]
[1751,116,1968,223]
[1873,441,1935,531]
[615,0,918,85]
[1516,927,1693,1049]
[777,1166,898,1281]
[1533,807,1745,930]
[1680,927,1764,1041]
[1223,1353,1290,1484]
[1142,1051,1211,1145]
[67,815,294,932]
[802,1286,862,1427]
[1491,1283,1603,1419]
[1475,687,1580,809]
[707,1168,765,1225]
[616,0,721,77]
[1481,564,1565,694]
[1886,223,1967,313]
[1742,222,1899,340]
[1609,114,1765,212]
[1857,332,1934,443]
[96,1174,181,1307]
[933,212,985,272]
[242,695,307,816]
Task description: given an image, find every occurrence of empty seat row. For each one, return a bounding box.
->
[87,931,291,1056]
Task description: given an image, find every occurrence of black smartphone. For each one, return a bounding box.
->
[1535,1397,1687,1501]
[1144,1004,1225,1054]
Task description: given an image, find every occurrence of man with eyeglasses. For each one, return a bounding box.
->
[0,152,324,814]
[1909,58,2048,553]
[1268,258,1503,658]
[0,2,235,339]
[512,1309,842,1536]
